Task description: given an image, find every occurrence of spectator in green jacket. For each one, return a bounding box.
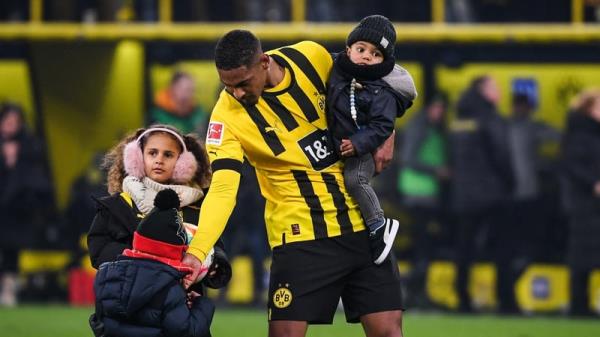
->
[398,93,450,308]
[149,71,209,136]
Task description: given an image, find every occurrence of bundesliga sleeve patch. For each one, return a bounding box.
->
[206,121,224,145]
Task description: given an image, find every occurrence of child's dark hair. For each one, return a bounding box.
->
[103,124,211,194]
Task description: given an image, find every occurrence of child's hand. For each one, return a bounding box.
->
[186,291,201,309]
[340,139,356,157]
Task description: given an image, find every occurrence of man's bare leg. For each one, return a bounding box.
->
[268,320,308,337]
[360,310,403,337]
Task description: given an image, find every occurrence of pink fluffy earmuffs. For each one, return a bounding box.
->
[123,127,198,184]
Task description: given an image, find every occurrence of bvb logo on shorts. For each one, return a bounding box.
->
[273,285,293,309]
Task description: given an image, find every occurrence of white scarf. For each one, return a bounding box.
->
[122,176,204,214]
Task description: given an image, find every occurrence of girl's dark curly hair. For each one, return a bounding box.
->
[103,124,211,194]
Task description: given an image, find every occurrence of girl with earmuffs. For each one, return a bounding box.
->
[87,124,231,290]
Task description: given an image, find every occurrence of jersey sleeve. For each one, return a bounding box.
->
[188,102,244,261]
[296,41,333,86]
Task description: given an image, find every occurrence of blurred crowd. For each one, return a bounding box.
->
[385,78,600,316]
[2,0,600,23]
[1,70,599,316]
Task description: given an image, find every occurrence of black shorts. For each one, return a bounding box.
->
[267,230,403,324]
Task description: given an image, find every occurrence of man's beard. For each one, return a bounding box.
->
[241,95,259,106]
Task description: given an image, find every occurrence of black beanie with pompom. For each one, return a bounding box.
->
[135,189,186,246]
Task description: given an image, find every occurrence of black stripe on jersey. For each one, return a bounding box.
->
[263,96,299,131]
[288,84,319,122]
[279,47,326,94]
[269,53,319,123]
[243,104,286,156]
[321,172,353,235]
[292,170,328,239]
[211,158,243,173]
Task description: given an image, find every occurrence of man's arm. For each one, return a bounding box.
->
[184,168,241,288]
[184,110,245,287]
[373,130,395,174]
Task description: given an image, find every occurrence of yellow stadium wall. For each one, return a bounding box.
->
[396,62,423,126]
[30,41,144,209]
[0,60,36,129]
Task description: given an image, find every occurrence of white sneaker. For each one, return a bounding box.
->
[370,218,399,265]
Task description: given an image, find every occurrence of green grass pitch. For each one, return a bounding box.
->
[0,306,599,337]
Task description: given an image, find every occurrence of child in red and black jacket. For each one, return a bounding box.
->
[94,189,214,337]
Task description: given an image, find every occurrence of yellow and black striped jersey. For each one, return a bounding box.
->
[188,41,366,260]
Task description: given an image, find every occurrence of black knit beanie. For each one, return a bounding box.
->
[136,189,187,246]
[346,15,396,60]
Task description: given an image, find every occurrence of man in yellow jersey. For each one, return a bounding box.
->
[183,30,404,337]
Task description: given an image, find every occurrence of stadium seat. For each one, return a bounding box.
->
[226,255,254,304]
[589,269,600,315]
[68,268,95,306]
[515,264,569,313]
[468,263,497,311]
[426,261,459,310]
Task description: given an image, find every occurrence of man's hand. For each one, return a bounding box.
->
[340,139,356,157]
[372,130,395,174]
[182,253,204,289]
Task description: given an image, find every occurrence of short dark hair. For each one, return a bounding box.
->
[215,30,262,70]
